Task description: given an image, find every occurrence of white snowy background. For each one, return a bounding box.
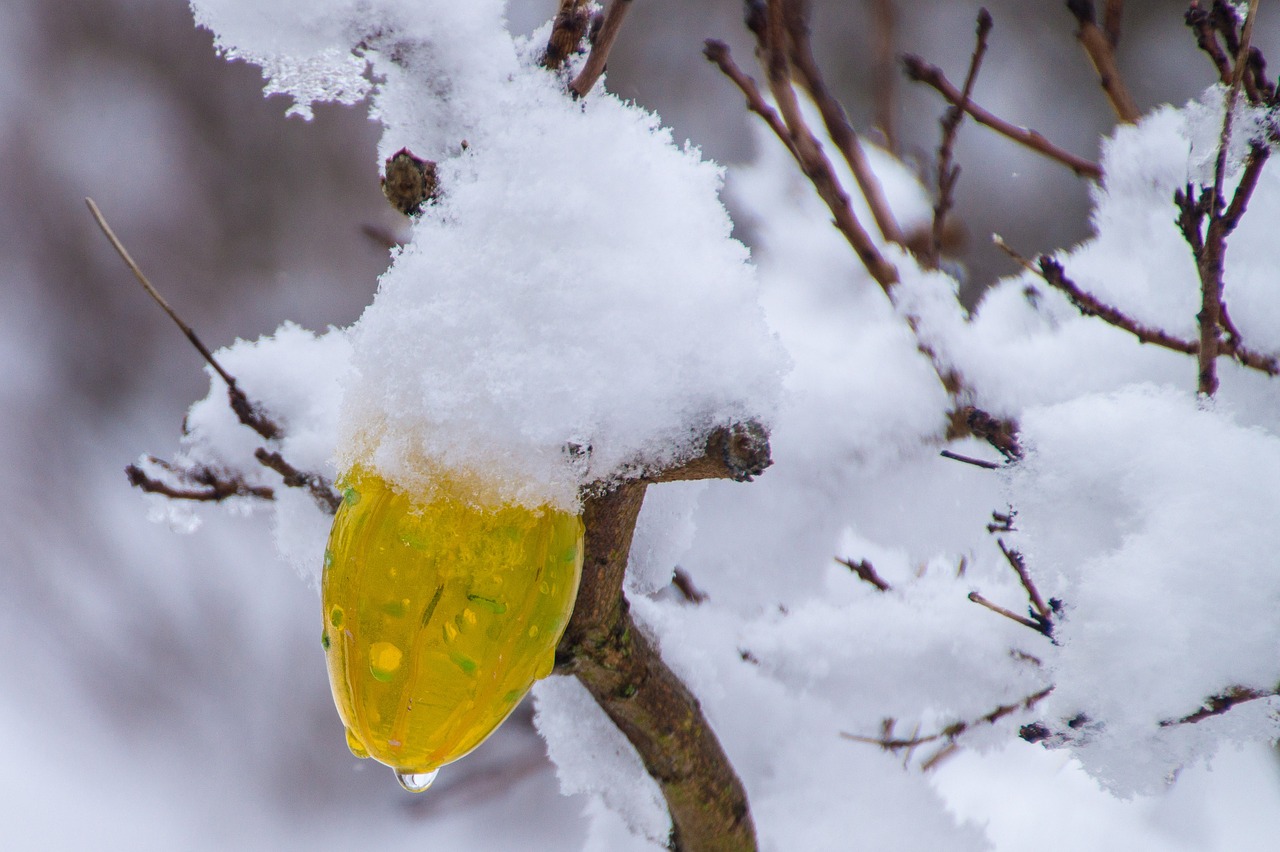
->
[2,1,1279,850]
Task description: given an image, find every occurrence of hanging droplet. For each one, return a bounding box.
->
[395,768,440,793]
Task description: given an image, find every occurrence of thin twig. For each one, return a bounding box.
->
[968,591,1048,635]
[997,538,1052,626]
[754,0,900,291]
[1197,0,1262,396]
[704,40,798,159]
[939,449,1000,470]
[569,0,633,98]
[86,197,282,441]
[1187,5,1235,87]
[836,557,892,592]
[1037,257,1199,355]
[782,0,905,245]
[870,0,898,153]
[126,461,274,503]
[1067,0,1141,123]
[254,449,342,514]
[929,9,993,267]
[843,686,1054,751]
[1102,0,1123,47]
[902,57,1103,181]
[1161,685,1278,726]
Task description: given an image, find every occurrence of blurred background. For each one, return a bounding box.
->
[1,0,1274,848]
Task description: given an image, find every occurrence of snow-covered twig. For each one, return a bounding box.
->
[542,0,591,70]
[842,686,1055,757]
[1161,684,1279,726]
[836,557,892,593]
[1067,0,1140,124]
[996,539,1053,631]
[902,55,1104,181]
[126,457,274,503]
[968,591,1049,636]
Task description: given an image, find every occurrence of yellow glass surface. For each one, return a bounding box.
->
[322,465,583,780]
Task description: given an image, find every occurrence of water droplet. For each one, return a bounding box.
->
[329,605,345,628]
[395,768,439,793]
[345,728,370,759]
[321,631,331,650]
[323,548,334,568]
[369,641,403,681]
[343,486,361,506]
[527,625,539,638]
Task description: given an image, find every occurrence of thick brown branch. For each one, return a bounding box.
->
[86,198,282,441]
[557,425,771,851]
[902,57,1103,181]
[782,0,905,245]
[1067,0,1141,123]
[542,0,591,70]
[929,9,993,267]
[126,460,274,503]
[569,0,633,98]
[253,448,342,514]
[1102,0,1123,46]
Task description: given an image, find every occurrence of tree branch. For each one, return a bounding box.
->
[557,423,770,851]
[1161,684,1279,726]
[928,8,993,268]
[843,686,1054,753]
[1066,0,1141,123]
[570,0,634,98]
[782,0,905,246]
[253,449,342,514]
[542,0,591,70]
[902,57,1103,181]
[86,198,283,442]
[126,458,274,503]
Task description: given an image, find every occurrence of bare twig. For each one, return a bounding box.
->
[843,686,1054,751]
[1194,0,1264,396]
[929,9,993,267]
[1102,0,1123,46]
[569,0,634,98]
[754,1,900,291]
[1067,0,1141,123]
[1038,257,1200,355]
[86,198,282,441]
[704,40,798,159]
[253,449,342,514]
[997,538,1052,627]
[961,406,1021,461]
[869,0,899,153]
[939,449,1000,470]
[782,0,905,245]
[902,57,1103,181]
[836,557,892,592]
[126,460,274,503]
[1161,684,1278,726]
[968,591,1048,635]
[1186,5,1235,87]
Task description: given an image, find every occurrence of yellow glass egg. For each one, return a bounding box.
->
[321,465,583,791]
